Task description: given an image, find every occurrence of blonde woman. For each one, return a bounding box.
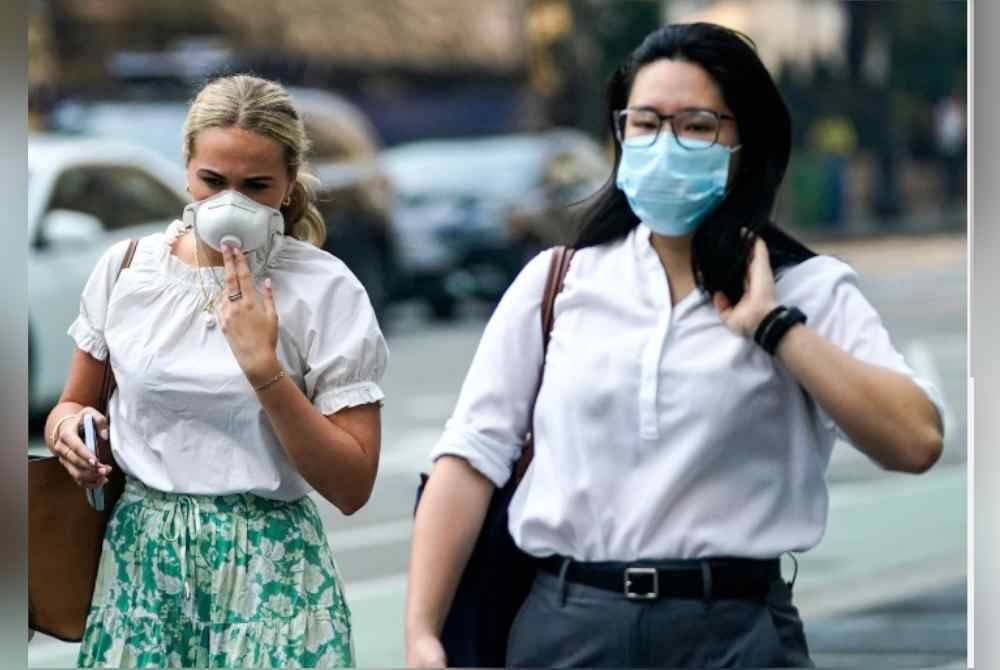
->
[44,75,386,668]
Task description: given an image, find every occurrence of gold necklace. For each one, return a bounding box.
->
[192,233,220,314]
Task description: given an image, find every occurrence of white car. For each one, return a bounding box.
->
[28,133,189,420]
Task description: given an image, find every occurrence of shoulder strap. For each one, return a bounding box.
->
[512,245,575,484]
[96,240,138,416]
[541,246,575,352]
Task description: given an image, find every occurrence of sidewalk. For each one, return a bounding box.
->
[785,202,966,274]
[810,233,966,276]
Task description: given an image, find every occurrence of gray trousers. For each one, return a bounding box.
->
[506,570,813,668]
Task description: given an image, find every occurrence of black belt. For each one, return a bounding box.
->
[538,555,780,601]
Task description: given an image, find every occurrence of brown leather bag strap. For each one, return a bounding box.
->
[541,246,575,353]
[96,240,138,416]
[513,245,575,483]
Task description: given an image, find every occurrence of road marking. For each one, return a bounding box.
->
[327,518,413,553]
[379,428,440,475]
[344,572,409,601]
[398,392,458,421]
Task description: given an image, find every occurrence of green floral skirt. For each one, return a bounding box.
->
[78,477,354,668]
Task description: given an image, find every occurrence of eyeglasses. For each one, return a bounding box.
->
[613,108,736,150]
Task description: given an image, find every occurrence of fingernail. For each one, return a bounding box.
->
[89,458,97,466]
[100,429,109,440]
[264,277,272,289]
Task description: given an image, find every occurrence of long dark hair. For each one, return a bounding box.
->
[574,22,815,304]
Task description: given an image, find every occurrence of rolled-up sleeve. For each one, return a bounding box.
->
[778,256,947,443]
[67,239,134,361]
[430,248,556,487]
[304,271,389,415]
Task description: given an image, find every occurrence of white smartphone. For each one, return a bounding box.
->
[83,414,105,512]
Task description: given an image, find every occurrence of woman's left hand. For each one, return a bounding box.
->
[218,244,280,385]
[712,236,779,338]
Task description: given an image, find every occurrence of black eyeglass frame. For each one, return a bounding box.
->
[613,107,737,150]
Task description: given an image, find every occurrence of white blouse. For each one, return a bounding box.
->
[431,223,945,561]
[69,220,389,501]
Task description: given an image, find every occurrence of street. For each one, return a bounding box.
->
[28,234,967,668]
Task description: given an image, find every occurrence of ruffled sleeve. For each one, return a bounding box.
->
[67,239,134,361]
[776,255,947,443]
[300,258,389,415]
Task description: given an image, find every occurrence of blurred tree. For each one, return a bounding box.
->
[29,1,59,130]
[523,0,663,139]
[842,1,965,222]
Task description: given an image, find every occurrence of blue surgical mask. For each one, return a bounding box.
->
[616,132,739,236]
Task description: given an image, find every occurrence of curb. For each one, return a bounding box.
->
[807,233,966,275]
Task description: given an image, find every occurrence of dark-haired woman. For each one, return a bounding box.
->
[405,23,945,669]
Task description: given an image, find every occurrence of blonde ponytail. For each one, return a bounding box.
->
[283,172,326,246]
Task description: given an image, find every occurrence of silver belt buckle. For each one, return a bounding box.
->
[624,566,659,600]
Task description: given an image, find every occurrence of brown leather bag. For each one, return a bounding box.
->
[28,239,138,642]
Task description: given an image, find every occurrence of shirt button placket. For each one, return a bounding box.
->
[639,306,672,451]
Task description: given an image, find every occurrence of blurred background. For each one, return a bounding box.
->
[28,1,967,667]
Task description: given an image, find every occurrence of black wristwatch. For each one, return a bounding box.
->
[753,305,807,355]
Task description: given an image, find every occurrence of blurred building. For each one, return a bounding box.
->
[31,0,967,234]
[665,0,847,75]
[33,0,564,142]
[211,0,524,72]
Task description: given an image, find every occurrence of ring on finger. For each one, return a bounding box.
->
[228,291,243,301]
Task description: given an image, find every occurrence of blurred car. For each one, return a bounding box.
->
[28,134,189,421]
[48,86,405,324]
[382,128,610,315]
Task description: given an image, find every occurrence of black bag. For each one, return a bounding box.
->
[414,245,575,668]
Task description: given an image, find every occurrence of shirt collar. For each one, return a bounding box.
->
[632,223,709,314]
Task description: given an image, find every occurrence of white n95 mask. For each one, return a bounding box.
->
[182,189,285,252]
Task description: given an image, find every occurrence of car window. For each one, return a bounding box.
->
[47,165,184,232]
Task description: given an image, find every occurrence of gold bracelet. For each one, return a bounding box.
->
[254,369,286,392]
[49,412,79,450]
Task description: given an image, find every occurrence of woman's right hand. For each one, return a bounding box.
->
[49,409,112,489]
[406,632,447,668]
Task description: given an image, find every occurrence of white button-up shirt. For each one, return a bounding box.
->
[431,224,944,561]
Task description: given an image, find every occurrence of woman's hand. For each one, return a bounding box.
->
[712,236,779,337]
[50,409,112,489]
[218,244,281,386]
[406,632,447,668]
